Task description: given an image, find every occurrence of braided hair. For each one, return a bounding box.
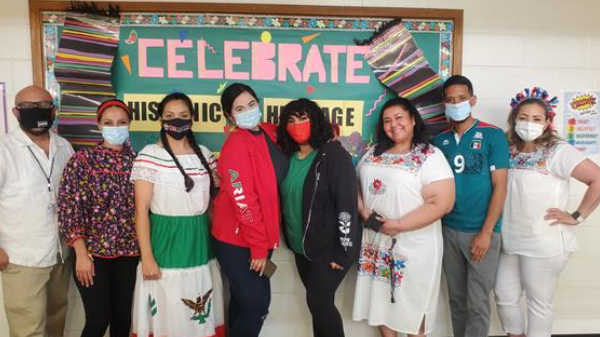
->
[158,93,214,193]
[186,131,216,195]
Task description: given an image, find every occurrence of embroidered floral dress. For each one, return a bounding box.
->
[352,145,453,334]
[58,144,139,257]
[503,142,586,257]
[130,144,225,337]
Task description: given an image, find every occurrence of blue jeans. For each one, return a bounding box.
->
[215,240,271,337]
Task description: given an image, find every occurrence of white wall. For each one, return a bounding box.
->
[1,0,600,336]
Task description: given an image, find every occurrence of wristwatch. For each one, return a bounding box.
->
[571,211,585,224]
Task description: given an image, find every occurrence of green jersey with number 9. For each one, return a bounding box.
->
[433,119,510,233]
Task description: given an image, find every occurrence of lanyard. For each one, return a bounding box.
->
[27,146,55,192]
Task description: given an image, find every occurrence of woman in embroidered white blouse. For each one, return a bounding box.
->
[495,87,600,337]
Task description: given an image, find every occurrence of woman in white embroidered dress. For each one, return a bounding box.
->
[494,87,600,337]
[353,97,455,337]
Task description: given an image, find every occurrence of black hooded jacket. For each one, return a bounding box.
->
[300,141,361,269]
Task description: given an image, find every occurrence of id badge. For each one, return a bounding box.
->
[47,193,57,213]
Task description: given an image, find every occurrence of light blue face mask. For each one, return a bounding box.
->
[234,107,262,130]
[102,126,130,145]
[444,100,472,122]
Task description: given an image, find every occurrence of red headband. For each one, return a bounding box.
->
[97,99,131,120]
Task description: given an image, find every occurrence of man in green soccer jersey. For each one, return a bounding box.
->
[433,75,509,337]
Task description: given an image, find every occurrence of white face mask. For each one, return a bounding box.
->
[444,100,472,122]
[515,121,545,142]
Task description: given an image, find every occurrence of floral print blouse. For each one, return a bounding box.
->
[58,144,140,258]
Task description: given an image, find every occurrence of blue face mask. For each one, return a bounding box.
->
[234,107,262,130]
[102,126,130,145]
[445,100,472,122]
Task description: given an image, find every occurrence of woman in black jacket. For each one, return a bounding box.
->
[277,98,361,337]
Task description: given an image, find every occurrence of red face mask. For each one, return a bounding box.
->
[286,120,311,144]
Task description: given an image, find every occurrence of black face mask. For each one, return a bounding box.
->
[162,118,192,140]
[18,108,54,134]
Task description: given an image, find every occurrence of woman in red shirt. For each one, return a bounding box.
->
[212,83,288,337]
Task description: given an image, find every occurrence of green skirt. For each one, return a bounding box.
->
[150,213,214,269]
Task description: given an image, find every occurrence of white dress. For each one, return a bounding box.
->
[131,144,225,337]
[352,144,454,334]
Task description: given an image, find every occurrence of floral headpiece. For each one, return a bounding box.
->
[510,87,558,119]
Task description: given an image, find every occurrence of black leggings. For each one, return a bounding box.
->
[294,253,348,337]
[215,240,272,337]
[74,256,138,337]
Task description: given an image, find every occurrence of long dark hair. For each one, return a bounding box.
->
[373,97,429,156]
[220,83,259,119]
[277,98,334,156]
[158,92,214,193]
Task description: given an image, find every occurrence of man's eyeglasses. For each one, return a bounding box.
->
[17,101,54,110]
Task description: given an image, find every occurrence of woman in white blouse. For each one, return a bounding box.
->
[495,87,600,337]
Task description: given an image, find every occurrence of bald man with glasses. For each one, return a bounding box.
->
[0,86,74,337]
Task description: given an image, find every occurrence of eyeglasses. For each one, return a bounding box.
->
[17,101,54,110]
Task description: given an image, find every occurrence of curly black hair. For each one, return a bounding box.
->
[277,98,334,156]
[373,97,429,156]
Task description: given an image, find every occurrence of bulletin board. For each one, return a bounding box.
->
[29,1,463,157]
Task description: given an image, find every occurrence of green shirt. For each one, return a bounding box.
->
[281,150,317,255]
[433,119,510,233]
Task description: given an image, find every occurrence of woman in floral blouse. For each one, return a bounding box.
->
[495,88,600,337]
[58,99,139,337]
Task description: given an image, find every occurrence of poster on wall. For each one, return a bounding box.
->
[0,82,6,135]
[41,11,456,158]
[563,91,600,155]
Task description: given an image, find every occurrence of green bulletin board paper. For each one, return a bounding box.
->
[44,13,454,158]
